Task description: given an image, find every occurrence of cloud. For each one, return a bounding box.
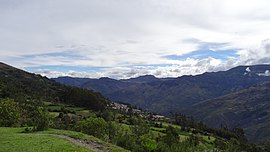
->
[257,70,270,76]
[1,0,270,79]
[246,67,251,72]
[237,39,270,65]
[164,49,239,60]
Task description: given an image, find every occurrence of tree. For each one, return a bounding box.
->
[32,106,50,131]
[76,117,109,140]
[232,128,247,143]
[59,87,106,111]
[131,117,150,141]
[163,125,179,146]
[0,98,20,127]
[108,121,121,143]
[140,134,157,152]
[187,134,200,146]
[101,110,113,121]
[116,133,137,150]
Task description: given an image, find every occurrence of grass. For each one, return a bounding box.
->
[0,127,92,152]
[162,122,181,129]
[49,112,60,117]
[76,110,96,117]
[47,105,63,111]
[41,129,129,152]
[0,127,129,152]
[150,126,166,132]
[43,101,53,106]
[151,130,165,138]
[46,103,95,118]
[66,107,85,111]
[202,135,215,143]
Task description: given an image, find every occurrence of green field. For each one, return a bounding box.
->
[0,127,92,152]
[0,127,128,152]
[42,129,129,152]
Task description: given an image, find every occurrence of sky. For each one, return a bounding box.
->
[1,0,270,79]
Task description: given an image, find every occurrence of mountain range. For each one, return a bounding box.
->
[0,62,269,142]
[189,82,270,143]
[54,65,270,143]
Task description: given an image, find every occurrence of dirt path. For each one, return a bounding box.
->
[53,134,109,152]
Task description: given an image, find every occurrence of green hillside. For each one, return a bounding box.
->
[0,62,107,111]
[190,83,270,143]
[0,127,127,152]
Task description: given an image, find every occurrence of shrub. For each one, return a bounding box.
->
[0,98,20,127]
[76,117,109,140]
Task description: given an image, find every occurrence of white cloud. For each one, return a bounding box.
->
[258,70,270,76]
[1,0,270,78]
[246,67,251,72]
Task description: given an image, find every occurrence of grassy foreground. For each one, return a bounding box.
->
[0,127,128,152]
[41,128,129,152]
[0,127,91,152]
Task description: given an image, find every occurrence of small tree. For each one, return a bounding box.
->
[131,117,150,141]
[163,125,179,146]
[115,133,137,150]
[140,134,157,152]
[76,117,109,140]
[101,110,113,121]
[108,121,121,143]
[0,98,20,127]
[32,106,50,131]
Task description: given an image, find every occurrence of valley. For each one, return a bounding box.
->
[54,65,270,143]
[1,62,270,152]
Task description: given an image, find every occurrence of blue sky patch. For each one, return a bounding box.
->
[164,49,239,60]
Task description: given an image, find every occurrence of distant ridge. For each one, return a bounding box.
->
[53,64,270,114]
[189,82,270,143]
[121,75,159,83]
[54,64,270,142]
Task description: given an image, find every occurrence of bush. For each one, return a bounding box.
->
[0,98,20,127]
[0,98,50,131]
[116,133,137,151]
[76,117,109,140]
[32,106,50,131]
[163,126,179,146]
[108,122,121,143]
[140,134,157,152]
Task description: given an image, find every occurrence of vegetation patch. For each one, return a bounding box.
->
[0,127,91,152]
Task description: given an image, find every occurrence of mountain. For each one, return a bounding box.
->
[0,62,107,111]
[52,76,91,87]
[121,75,160,83]
[54,65,270,143]
[189,83,270,143]
[54,65,270,115]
